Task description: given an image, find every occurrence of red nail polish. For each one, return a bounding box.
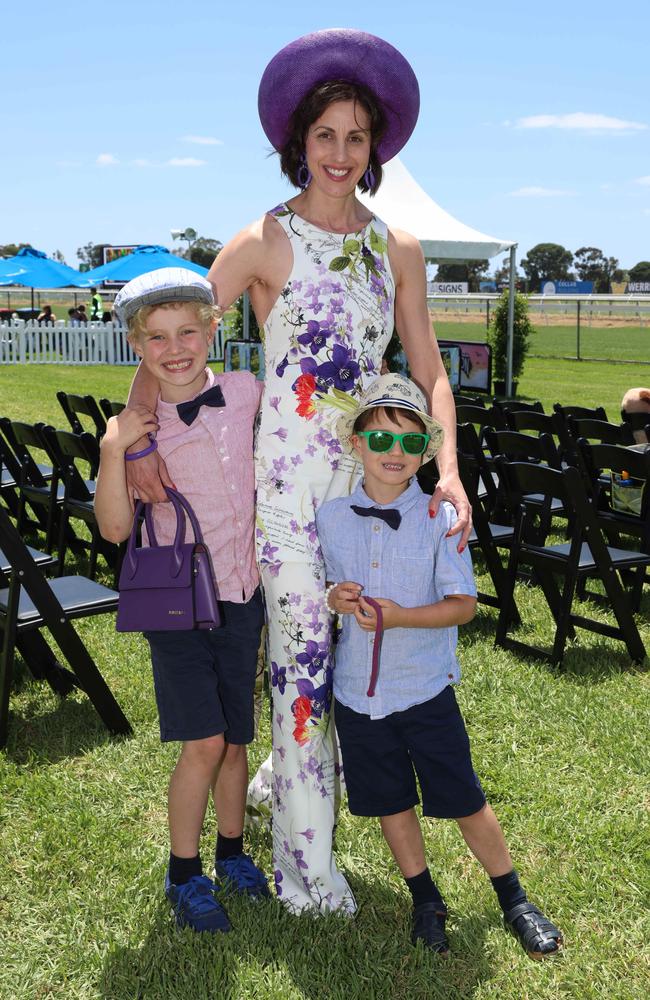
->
[429,509,435,518]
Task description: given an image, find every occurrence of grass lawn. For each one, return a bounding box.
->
[1,363,649,1000]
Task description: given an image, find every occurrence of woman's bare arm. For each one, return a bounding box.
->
[389,228,471,549]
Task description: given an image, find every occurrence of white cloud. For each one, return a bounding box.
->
[509,186,574,197]
[636,176,650,185]
[96,153,119,167]
[166,157,207,167]
[513,113,646,132]
[180,135,223,146]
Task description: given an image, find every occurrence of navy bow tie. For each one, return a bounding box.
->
[350,504,401,530]
[176,384,226,425]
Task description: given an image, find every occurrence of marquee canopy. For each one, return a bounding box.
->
[359,157,515,261]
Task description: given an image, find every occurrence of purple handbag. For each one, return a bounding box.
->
[116,487,221,632]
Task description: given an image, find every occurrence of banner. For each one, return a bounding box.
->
[541,279,594,294]
[428,282,469,294]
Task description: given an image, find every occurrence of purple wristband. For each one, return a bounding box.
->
[125,435,158,462]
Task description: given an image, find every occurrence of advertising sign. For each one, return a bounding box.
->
[628,282,650,294]
[428,282,469,294]
[541,279,594,294]
[101,245,138,287]
[438,340,492,394]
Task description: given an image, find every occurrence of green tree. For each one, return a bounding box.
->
[520,243,573,290]
[487,291,533,385]
[52,249,67,264]
[574,246,619,292]
[77,242,104,271]
[0,242,31,258]
[629,261,650,283]
[231,294,260,341]
[189,237,223,269]
[435,259,489,291]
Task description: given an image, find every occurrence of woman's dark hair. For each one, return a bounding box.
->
[280,80,387,195]
[353,406,426,433]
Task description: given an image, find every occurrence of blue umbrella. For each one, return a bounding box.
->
[80,245,208,284]
[0,247,88,288]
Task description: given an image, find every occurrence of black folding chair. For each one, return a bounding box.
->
[455,404,506,437]
[99,398,126,421]
[0,428,22,519]
[620,410,650,442]
[495,461,649,666]
[577,439,650,610]
[484,428,567,543]
[56,391,107,443]
[0,503,132,748]
[0,418,63,551]
[505,409,574,464]
[40,427,119,580]
[453,393,486,408]
[457,451,519,625]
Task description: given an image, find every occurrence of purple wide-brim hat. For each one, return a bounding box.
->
[258,28,420,164]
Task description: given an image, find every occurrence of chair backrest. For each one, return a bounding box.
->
[566,416,634,447]
[40,427,98,501]
[577,439,650,538]
[494,398,545,416]
[453,393,486,408]
[553,402,608,422]
[99,398,125,420]
[455,404,505,433]
[484,427,561,469]
[0,418,51,488]
[56,391,107,439]
[620,410,650,441]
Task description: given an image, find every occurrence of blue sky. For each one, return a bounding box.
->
[2,0,649,272]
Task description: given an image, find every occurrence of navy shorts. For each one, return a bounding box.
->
[335,685,486,818]
[144,587,264,744]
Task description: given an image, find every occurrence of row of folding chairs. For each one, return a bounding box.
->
[458,416,650,666]
[55,390,124,440]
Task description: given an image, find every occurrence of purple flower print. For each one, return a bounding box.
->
[296,639,328,678]
[370,272,385,296]
[271,661,287,695]
[272,427,288,441]
[318,344,361,391]
[276,355,289,378]
[269,396,281,415]
[297,320,333,355]
[261,541,279,563]
[293,849,309,870]
[298,828,316,843]
[290,519,301,534]
[274,870,283,895]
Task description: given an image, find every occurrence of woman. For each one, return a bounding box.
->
[126,29,471,914]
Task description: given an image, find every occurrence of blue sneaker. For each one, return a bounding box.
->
[215,853,271,899]
[165,872,231,932]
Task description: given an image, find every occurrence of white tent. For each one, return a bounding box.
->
[360,157,518,391]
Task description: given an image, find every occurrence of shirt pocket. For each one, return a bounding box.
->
[389,553,432,600]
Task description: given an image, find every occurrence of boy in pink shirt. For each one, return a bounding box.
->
[95,268,268,933]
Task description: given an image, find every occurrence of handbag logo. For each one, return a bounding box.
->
[168,610,185,615]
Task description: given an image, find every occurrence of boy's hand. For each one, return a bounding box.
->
[354,596,403,631]
[329,582,363,615]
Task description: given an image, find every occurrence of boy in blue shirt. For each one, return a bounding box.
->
[315,374,562,959]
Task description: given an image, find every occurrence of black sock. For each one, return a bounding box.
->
[405,868,446,912]
[216,832,244,863]
[168,852,202,886]
[490,869,528,912]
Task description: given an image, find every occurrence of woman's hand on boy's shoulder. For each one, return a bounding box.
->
[101,407,158,456]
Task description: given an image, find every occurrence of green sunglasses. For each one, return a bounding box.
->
[356,430,430,455]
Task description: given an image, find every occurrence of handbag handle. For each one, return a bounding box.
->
[123,487,205,581]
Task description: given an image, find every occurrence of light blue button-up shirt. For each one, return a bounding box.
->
[316,479,477,720]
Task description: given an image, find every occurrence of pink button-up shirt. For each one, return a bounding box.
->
[148,368,262,603]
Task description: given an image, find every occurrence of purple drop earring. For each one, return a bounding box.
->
[298,153,312,189]
[363,165,376,190]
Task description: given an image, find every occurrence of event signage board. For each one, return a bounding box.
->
[428,282,469,294]
[541,280,594,294]
[438,339,492,394]
[101,245,138,287]
[627,282,650,293]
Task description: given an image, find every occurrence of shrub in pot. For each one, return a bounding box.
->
[487,291,533,395]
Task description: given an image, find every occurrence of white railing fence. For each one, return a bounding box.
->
[0,321,227,366]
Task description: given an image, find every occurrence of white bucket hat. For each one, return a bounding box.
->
[336,374,444,463]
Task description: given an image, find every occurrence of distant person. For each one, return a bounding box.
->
[102,310,113,323]
[67,307,82,326]
[621,387,650,443]
[77,304,88,322]
[37,304,56,324]
[89,287,103,320]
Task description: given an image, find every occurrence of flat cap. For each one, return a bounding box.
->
[114,267,214,325]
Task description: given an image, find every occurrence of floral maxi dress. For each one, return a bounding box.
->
[253,204,395,912]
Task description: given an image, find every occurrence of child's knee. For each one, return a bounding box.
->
[181,733,226,769]
[223,741,247,766]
